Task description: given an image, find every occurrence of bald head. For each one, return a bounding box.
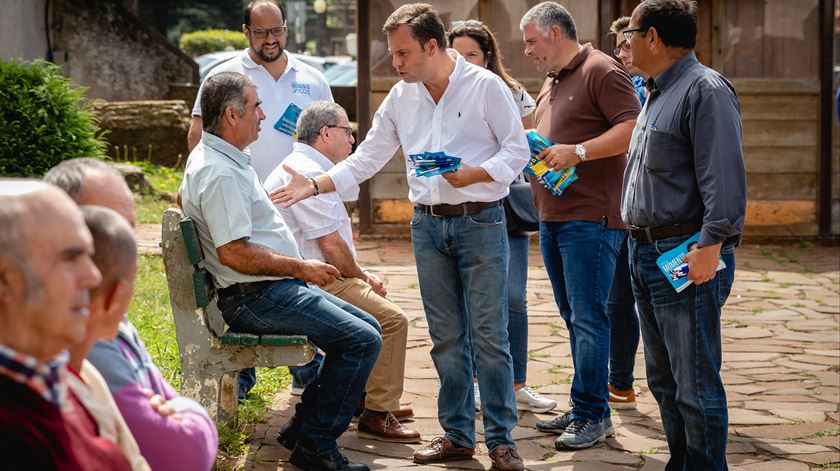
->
[0,179,102,360]
[44,158,136,227]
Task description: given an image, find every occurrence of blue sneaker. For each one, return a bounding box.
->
[537,411,613,437]
[555,419,606,450]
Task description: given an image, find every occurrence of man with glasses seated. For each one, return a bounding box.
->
[265,101,420,445]
[187,0,333,401]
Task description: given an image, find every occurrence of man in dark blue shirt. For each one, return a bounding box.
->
[620,1,746,470]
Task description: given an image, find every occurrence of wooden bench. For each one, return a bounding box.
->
[160,207,315,424]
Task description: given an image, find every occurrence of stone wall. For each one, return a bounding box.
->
[94,100,191,168]
[0,0,49,62]
[51,0,197,101]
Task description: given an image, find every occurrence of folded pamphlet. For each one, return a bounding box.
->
[274,103,303,137]
[408,151,462,177]
[524,130,578,196]
[656,232,726,293]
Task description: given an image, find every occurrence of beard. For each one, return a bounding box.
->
[252,42,283,63]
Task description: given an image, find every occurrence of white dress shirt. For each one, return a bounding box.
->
[263,142,356,262]
[193,49,334,182]
[327,50,530,205]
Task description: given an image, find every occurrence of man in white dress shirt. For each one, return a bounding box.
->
[271,4,528,470]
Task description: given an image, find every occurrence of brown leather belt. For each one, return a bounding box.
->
[628,221,701,243]
[415,200,501,217]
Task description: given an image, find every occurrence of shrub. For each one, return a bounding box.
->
[0,60,107,177]
[180,29,247,57]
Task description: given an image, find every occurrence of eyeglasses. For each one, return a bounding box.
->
[326,125,353,137]
[622,27,648,42]
[247,25,287,38]
[612,40,630,57]
[451,20,483,31]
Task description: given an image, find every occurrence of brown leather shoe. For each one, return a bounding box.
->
[413,437,475,463]
[357,412,421,443]
[489,445,524,471]
[392,405,414,421]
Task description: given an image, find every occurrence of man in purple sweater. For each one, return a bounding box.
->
[45,159,219,470]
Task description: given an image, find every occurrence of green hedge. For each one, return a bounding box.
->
[180,29,247,57]
[0,60,106,177]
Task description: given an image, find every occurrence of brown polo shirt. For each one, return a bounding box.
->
[532,43,640,229]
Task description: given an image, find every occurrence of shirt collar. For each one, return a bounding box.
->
[241,49,298,73]
[201,132,252,169]
[0,344,68,407]
[652,51,697,92]
[547,43,593,79]
[293,141,336,171]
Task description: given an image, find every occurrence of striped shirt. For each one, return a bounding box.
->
[0,344,68,407]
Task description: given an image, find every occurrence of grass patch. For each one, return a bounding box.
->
[751,307,765,314]
[128,160,183,193]
[128,161,183,224]
[130,254,290,463]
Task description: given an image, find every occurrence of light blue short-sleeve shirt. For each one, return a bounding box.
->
[179,132,301,288]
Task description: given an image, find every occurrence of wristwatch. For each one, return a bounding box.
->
[575,144,587,162]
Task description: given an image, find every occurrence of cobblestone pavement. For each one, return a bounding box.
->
[136,226,839,470]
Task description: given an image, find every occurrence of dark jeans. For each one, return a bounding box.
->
[539,220,624,422]
[629,236,734,470]
[607,235,640,391]
[217,279,381,456]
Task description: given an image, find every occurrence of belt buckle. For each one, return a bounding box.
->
[429,204,443,217]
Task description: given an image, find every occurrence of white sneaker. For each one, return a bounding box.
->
[474,385,481,412]
[516,387,557,413]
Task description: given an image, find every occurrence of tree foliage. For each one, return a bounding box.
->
[0,60,107,177]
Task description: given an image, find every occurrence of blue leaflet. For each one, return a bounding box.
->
[524,130,578,196]
[274,103,303,137]
[656,232,727,293]
[409,152,462,177]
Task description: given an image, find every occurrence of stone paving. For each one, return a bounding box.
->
[136,226,839,470]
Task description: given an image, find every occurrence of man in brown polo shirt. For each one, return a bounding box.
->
[519,1,640,450]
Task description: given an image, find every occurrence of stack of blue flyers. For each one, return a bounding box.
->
[274,103,303,137]
[408,152,462,177]
[524,130,578,196]
[656,232,726,293]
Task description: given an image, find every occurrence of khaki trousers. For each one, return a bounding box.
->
[322,276,408,411]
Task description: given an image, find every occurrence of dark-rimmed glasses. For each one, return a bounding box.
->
[326,125,353,137]
[451,20,483,31]
[622,27,648,41]
[247,25,287,38]
[613,40,630,57]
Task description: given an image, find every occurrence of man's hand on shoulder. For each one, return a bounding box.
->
[270,164,317,207]
[296,259,340,286]
[441,163,492,188]
[538,144,579,171]
[684,242,723,285]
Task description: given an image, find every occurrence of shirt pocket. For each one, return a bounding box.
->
[644,129,687,174]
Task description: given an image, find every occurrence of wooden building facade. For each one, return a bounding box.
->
[352,0,838,239]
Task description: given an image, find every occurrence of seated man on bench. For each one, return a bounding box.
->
[179,71,382,471]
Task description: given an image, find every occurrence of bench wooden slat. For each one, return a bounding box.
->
[219,332,260,345]
[180,217,204,266]
[260,335,309,347]
[191,269,214,309]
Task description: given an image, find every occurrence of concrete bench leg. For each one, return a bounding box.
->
[219,371,239,425]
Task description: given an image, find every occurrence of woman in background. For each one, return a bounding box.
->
[449,20,557,414]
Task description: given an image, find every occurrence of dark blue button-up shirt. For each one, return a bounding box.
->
[621,51,746,247]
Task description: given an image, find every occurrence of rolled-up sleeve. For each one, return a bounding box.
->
[480,78,530,184]
[690,87,746,247]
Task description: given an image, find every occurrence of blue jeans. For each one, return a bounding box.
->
[290,351,324,390]
[607,235,639,391]
[217,279,381,456]
[539,220,624,422]
[468,233,530,384]
[629,236,734,470]
[411,205,517,452]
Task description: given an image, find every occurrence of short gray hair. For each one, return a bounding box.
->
[43,158,123,199]
[200,72,254,135]
[81,206,137,298]
[520,1,578,41]
[296,101,347,146]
